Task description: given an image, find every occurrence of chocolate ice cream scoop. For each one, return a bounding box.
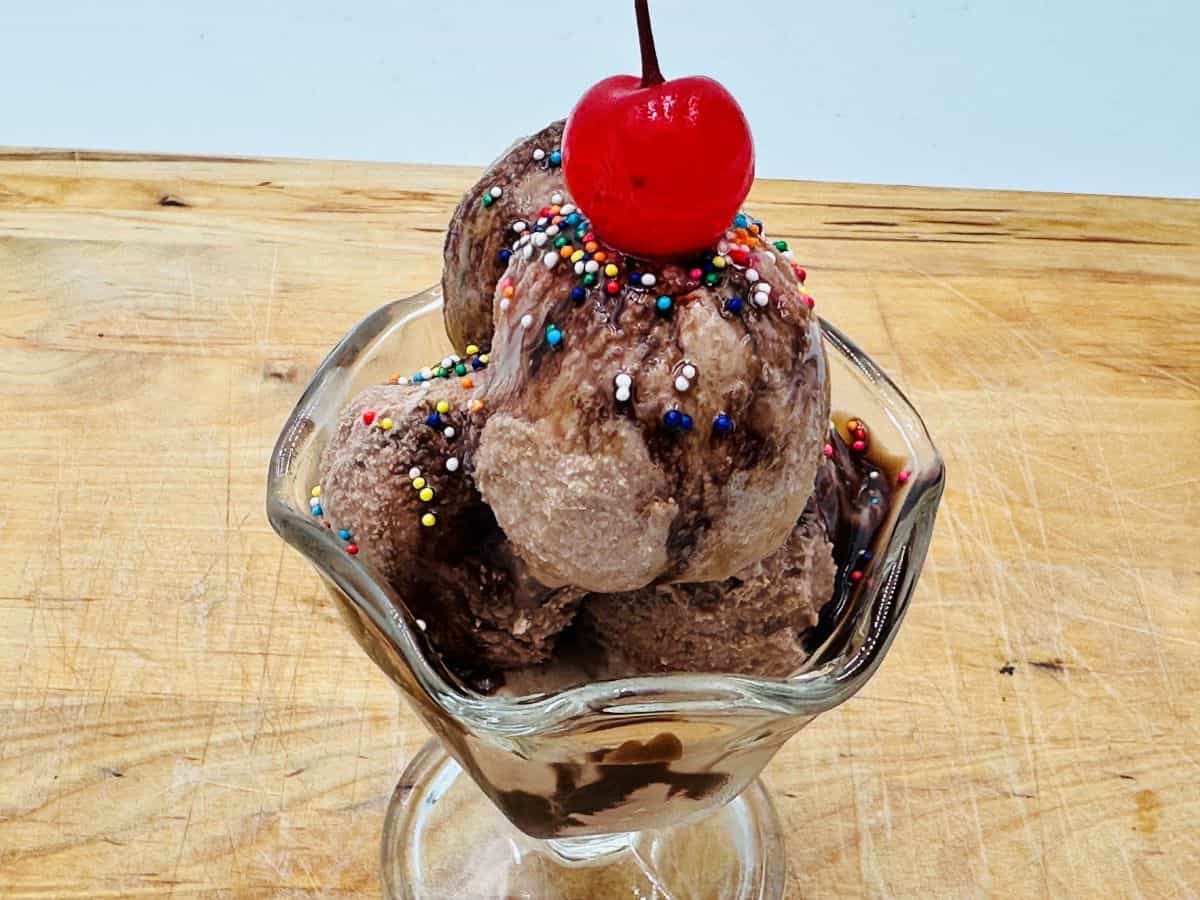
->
[317,367,582,670]
[580,499,836,677]
[473,212,829,593]
[442,120,566,354]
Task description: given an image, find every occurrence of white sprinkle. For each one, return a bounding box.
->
[783,249,796,261]
[416,618,427,631]
[533,148,546,161]
[868,470,879,481]
[758,252,775,267]
[441,356,454,369]
[546,224,560,237]
[615,372,632,389]
[310,497,320,509]
[585,260,600,273]
[746,268,760,283]
[489,186,502,199]
[615,386,631,403]
[753,293,770,307]
[560,203,576,215]
[421,367,434,379]
[574,262,585,275]
[446,457,460,473]
[682,363,697,380]
[542,251,560,269]
[675,375,691,392]
[532,232,548,247]
[409,467,422,479]
[520,313,534,329]
[398,376,409,385]
[443,426,456,439]
[640,273,657,287]
[499,298,510,312]
[717,240,730,254]
[537,216,549,226]
[451,354,461,362]
[756,283,772,295]
[551,192,564,205]
[522,244,534,260]
[513,221,527,233]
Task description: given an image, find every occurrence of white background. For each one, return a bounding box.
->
[4,0,1197,197]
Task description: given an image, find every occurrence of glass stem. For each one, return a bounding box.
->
[544,832,634,864]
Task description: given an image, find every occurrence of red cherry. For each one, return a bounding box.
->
[563,1,754,259]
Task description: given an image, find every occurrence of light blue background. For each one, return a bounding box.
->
[4,1,1197,197]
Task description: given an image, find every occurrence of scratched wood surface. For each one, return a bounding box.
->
[0,148,1197,899]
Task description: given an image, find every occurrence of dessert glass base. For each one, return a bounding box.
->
[268,286,944,899]
[383,739,786,900]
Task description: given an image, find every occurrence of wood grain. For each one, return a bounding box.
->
[1,147,1197,898]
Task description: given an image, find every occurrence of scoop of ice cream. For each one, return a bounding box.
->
[442,120,566,355]
[580,499,836,677]
[472,215,829,593]
[317,370,582,670]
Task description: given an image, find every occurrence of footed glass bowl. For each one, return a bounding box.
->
[267,286,944,899]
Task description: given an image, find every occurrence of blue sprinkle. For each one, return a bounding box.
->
[412,373,424,383]
[713,414,733,434]
[655,295,673,313]
[338,529,351,541]
[726,296,744,314]
[471,357,484,369]
[861,550,874,561]
[870,496,881,506]
[680,414,694,432]
[571,286,586,302]
[629,271,642,284]
[734,213,749,228]
[565,212,581,226]
[311,505,323,517]
[424,412,442,428]
[546,326,563,347]
[663,409,683,429]
[497,249,512,264]
[549,150,562,166]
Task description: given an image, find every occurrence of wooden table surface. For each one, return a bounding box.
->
[0,149,1197,899]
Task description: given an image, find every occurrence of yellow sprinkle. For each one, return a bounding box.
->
[436,400,450,414]
[604,263,619,277]
[310,486,321,498]
[412,477,426,490]
[479,354,489,364]
[466,344,479,355]
[379,418,393,430]
[571,250,585,263]
[419,487,434,502]
[421,513,436,527]
[712,256,727,269]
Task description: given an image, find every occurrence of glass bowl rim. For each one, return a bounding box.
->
[266,285,945,736]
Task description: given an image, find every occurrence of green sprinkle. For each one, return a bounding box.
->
[554,236,568,249]
[481,194,494,208]
[704,272,720,286]
[583,273,598,287]
[454,363,467,376]
[774,240,789,251]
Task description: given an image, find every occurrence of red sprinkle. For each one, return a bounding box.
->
[897,470,911,484]
[323,521,331,528]
[729,248,751,266]
[584,231,596,243]
[823,443,834,458]
[362,411,376,426]
[346,543,359,555]
[689,267,703,280]
[606,280,620,294]
[854,427,867,440]
[850,570,863,582]
[852,440,866,452]
[805,296,815,309]
[796,267,807,283]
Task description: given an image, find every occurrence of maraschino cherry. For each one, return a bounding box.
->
[562,0,755,260]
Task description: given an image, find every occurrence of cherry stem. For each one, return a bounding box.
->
[636,0,665,88]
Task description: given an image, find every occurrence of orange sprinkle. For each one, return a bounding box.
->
[733,228,749,242]
[502,285,515,298]
[469,399,485,413]
[584,241,598,253]
[749,223,761,235]
[559,245,573,258]
[593,251,607,263]
[552,215,564,225]
[387,374,400,384]
[460,376,474,389]
[549,205,561,215]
